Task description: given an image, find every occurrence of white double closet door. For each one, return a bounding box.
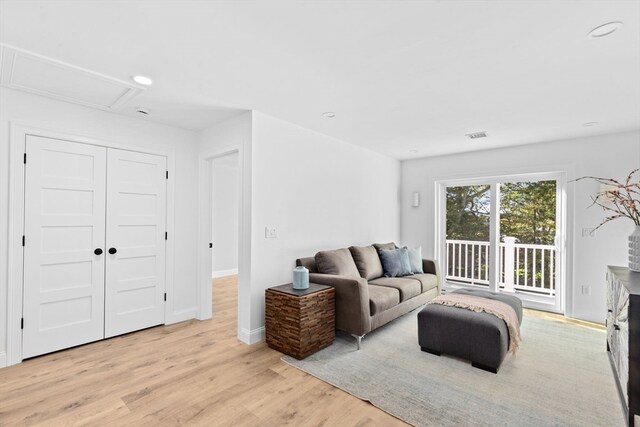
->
[22,135,167,358]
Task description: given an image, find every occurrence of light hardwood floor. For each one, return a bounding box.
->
[0,276,407,426]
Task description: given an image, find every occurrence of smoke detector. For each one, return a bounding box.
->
[466,131,487,139]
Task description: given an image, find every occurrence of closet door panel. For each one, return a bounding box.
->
[105,149,167,338]
[23,136,106,358]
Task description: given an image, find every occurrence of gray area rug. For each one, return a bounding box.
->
[283,308,624,427]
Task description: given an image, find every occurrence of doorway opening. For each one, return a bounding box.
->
[200,150,242,327]
[211,152,240,280]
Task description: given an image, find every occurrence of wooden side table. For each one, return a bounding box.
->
[265,283,335,359]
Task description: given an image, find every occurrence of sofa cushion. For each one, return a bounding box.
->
[378,247,413,277]
[373,242,397,251]
[369,277,422,302]
[368,284,400,315]
[296,257,318,273]
[406,274,439,293]
[407,246,424,274]
[349,245,384,280]
[315,248,360,278]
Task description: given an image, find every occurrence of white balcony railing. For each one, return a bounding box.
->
[445,238,556,296]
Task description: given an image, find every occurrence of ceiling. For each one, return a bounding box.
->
[0,0,638,159]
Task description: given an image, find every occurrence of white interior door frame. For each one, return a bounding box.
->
[434,170,568,314]
[197,148,240,321]
[6,122,176,366]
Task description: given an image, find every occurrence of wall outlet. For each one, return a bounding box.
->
[582,228,596,238]
[264,226,278,239]
[581,285,591,296]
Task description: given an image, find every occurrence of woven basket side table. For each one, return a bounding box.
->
[265,283,335,359]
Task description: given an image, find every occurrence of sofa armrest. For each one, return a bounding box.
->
[422,259,442,294]
[309,273,371,336]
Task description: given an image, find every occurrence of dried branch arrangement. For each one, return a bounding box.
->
[574,168,640,230]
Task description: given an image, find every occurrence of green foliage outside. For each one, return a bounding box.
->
[446,181,556,244]
[445,185,491,241]
[446,181,557,290]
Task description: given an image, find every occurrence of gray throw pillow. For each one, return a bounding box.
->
[378,247,413,277]
[373,242,397,251]
[407,246,424,274]
[315,248,361,278]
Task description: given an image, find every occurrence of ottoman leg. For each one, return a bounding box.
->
[421,347,441,356]
[472,361,498,374]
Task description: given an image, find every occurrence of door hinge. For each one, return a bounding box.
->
[23,153,27,164]
[22,235,25,246]
[165,231,168,240]
[164,293,167,301]
[209,243,213,248]
[166,171,168,179]
[21,318,24,329]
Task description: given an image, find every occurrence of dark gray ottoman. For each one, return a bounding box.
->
[417,289,523,373]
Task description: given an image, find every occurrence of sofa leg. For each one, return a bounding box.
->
[352,334,364,350]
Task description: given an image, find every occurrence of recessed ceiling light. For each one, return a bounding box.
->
[587,22,623,38]
[466,131,487,139]
[132,75,153,85]
[322,112,335,119]
[582,121,598,127]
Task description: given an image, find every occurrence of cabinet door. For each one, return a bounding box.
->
[607,274,616,350]
[617,284,630,406]
[104,149,167,338]
[23,136,107,358]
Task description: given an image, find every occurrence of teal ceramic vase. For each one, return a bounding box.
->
[292,266,309,289]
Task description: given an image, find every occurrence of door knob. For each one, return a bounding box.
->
[108,247,117,255]
[94,248,103,255]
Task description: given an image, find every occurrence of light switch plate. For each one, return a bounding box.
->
[265,226,278,239]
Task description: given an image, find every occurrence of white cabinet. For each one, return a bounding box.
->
[22,136,167,358]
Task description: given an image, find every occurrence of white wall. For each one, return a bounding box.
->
[198,111,401,343]
[0,88,201,365]
[401,130,640,323]
[197,111,253,336]
[249,112,401,333]
[212,153,239,274]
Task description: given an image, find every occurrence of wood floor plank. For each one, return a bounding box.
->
[0,276,407,426]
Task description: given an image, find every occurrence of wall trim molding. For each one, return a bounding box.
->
[239,327,265,345]
[167,307,199,325]
[212,268,238,278]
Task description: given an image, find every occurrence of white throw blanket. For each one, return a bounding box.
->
[428,294,522,354]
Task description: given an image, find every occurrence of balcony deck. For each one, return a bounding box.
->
[446,239,556,297]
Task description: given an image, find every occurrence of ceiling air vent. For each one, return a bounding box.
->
[466,131,488,139]
[0,43,145,112]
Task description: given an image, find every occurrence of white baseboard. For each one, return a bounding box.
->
[0,351,7,368]
[212,268,238,278]
[166,307,198,325]
[239,326,265,345]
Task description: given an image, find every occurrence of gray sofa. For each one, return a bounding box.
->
[296,242,441,348]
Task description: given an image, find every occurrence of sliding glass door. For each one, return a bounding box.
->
[438,172,565,313]
[445,184,492,286]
